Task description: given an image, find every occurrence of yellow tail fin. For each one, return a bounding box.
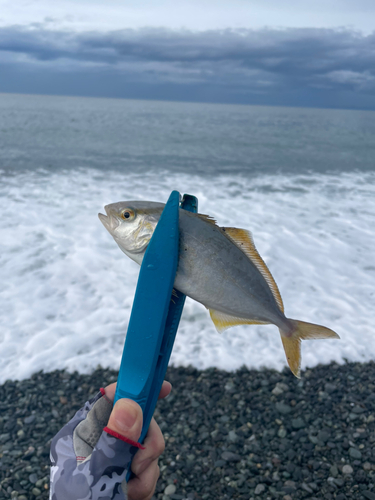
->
[280,320,339,378]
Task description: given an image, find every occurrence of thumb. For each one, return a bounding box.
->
[86,400,143,486]
[106,398,143,444]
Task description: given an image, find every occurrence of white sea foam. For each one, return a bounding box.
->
[0,167,374,382]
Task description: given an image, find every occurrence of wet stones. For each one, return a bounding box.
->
[1,362,375,499]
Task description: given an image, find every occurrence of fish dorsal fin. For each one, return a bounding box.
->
[197,213,217,225]
[209,308,269,333]
[221,227,284,313]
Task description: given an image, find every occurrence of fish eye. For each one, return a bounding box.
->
[120,208,135,221]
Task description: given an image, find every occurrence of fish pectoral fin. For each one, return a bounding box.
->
[209,308,269,333]
[221,227,284,313]
[280,319,339,378]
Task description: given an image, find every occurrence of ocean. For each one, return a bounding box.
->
[1,93,375,383]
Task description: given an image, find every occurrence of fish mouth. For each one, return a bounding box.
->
[98,206,119,233]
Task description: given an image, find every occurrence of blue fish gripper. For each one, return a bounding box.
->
[114,190,198,463]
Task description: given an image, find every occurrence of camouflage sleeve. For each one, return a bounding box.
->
[50,390,142,500]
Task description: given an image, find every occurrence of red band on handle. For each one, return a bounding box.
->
[103,427,145,449]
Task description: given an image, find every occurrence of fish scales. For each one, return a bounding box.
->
[175,209,284,326]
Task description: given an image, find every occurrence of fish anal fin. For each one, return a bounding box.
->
[209,308,269,334]
[221,227,284,313]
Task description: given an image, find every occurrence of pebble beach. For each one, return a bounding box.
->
[1,361,375,500]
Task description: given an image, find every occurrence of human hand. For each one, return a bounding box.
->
[105,381,171,500]
[50,380,171,500]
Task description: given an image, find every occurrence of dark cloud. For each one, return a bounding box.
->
[1,25,375,108]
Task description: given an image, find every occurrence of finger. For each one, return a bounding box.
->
[131,417,165,477]
[104,380,172,403]
[106,399,143,443]
[127,461,160,500]
[158,380,172,400]
[103,383,116,402]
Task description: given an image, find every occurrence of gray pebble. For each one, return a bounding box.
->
[349,447,362,459]
[224,381,235,392]
[164,484,176,496]
[278,427,287,438]
[272,382,289,395]
[221,451,241,462]
[349,412,361,421]
[291,417,305,429]
[342,465,353,474]
[220,415,230,423]
[29,473,38,484]
[301,482,313,493]
[214,460,226,467]
[329,465,338,477]
[254,483,266,495]
[317,430,330,442]
[227,430,238,442]
[275,402,292,414]
[324,383,337,393]
[0,433,10,443]
[23,446,35,459]
[352,405,365,414]
[10,449,23,458]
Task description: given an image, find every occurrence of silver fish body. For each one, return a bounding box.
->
[99,200,339,377]
[174,209,288,328]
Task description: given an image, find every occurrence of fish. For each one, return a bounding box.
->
[98,201,339,377]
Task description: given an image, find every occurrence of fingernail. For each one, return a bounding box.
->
[114,400,138,432]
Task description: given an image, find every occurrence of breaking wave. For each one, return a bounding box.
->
[0,167,374,382]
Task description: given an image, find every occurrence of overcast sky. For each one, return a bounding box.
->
[1,0,375,109]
